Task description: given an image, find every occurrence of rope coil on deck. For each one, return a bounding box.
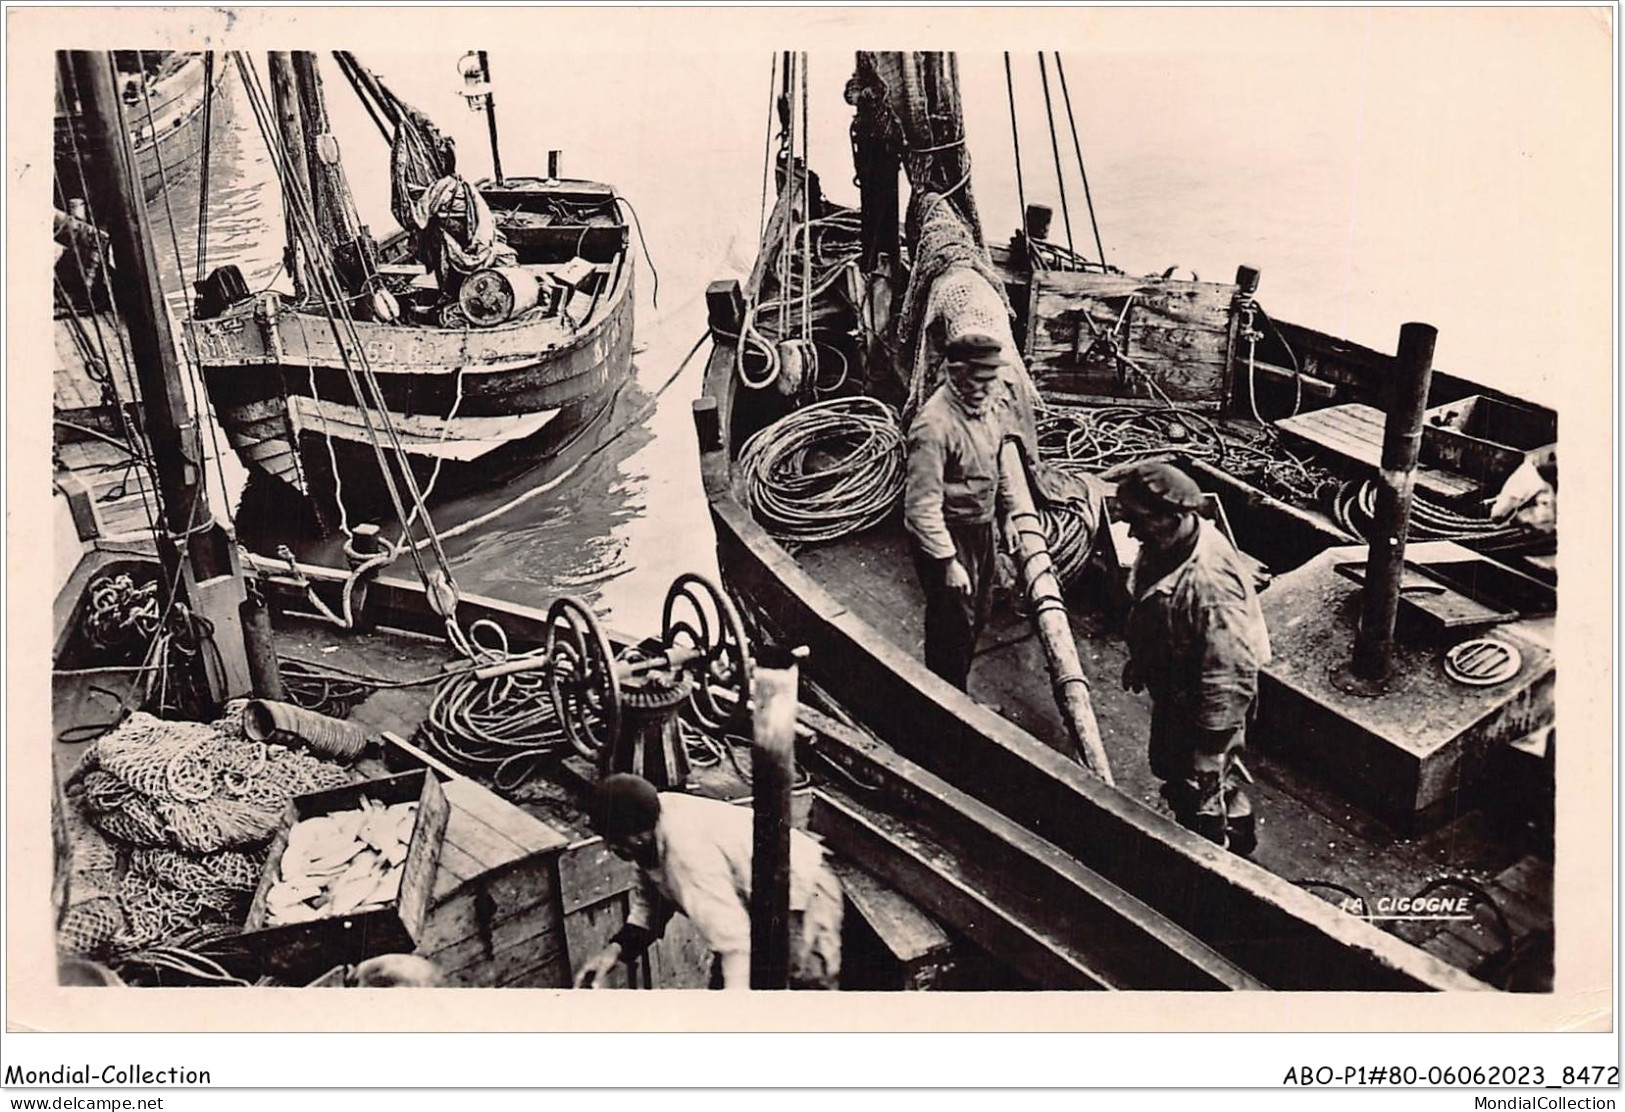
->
[1330,479,1535,550]
[737,396,906,545]
[417,653,573,794]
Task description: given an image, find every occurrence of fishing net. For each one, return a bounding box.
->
[61,706,356,958]
[897,192,1016,418]
[861,53,984,241]
[57,897,127,961]
[71,709,352,855]
[389,101,515,292]
[54,778,128,960]
[113,847,266,951]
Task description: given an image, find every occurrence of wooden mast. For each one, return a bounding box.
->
[267,53,311,303]
[68,50,253,706]
[847,53,900,379]
[290,51,381,301]
[476,51,504,186]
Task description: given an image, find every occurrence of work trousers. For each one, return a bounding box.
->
[909,519,997,690]
[704,865,844,989]
[1147,705,1254,854]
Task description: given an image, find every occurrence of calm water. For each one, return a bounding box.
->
[154,30,1595,637]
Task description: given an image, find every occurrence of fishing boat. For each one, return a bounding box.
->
[692,52,1557,990]
[182,51,636,536]
[50,50,1006,996]
[55,51,231,208]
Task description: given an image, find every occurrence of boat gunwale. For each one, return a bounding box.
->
[186,225,637,375]
[695,316,1489,992]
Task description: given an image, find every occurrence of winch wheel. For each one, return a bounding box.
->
[662,573,753,731]
[544,595,622,760]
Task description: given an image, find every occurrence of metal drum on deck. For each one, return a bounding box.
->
[458,266,542,327]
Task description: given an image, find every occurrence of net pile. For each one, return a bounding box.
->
[69,709,352,855]
[55,791,127,961]
[60,706,355,958]
[898,192,1016,418]
[114,847,266,952]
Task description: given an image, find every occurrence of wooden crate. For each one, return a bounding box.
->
[242,770,450,984]
[1025,270,1237,410]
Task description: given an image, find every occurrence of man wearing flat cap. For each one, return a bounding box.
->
[1116,461,1271,853]
[903,326,1039,690]
[573,774,843,990]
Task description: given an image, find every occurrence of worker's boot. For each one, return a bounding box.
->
[1158,777,1193,819]
[1224,781,1257,857]
[1180,771,1229,849]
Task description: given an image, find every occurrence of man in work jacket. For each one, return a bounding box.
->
[573,774,843,990]
[903,328,1039,690]
[1117,461,1272,854]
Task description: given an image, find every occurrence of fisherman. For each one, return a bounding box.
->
[53,200,113,314]
[903,326,1038,690]
[573,774,843,991]
[1116,461,1271,854]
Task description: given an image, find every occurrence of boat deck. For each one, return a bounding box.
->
[792,520,1549,979]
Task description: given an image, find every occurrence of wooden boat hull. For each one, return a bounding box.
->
[55,52,230,207]
[695,340,1483,992]
[190,253,635,522]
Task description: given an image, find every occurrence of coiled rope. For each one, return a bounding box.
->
[1330,479,1534,550]
[1034,401,1342,510]
[737,396,906,545]
[417,653,571,794]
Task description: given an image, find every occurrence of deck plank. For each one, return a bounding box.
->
[789,517,1531,981]
[1275,404,1481,499]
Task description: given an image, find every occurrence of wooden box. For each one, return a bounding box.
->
[1025,270,1238,410]
[1422,395,1557,490]
[242,771,450,984]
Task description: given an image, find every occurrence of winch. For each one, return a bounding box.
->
[542,573,754,788]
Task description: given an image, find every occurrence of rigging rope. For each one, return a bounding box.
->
[137,62,237,532]
[1003,53,1029,253]
[801,51,812,355]
[759,51,778,240]
[1036,53,1075,257]
[235,56,455,597]
[1053,54,1108,268]
[194,52,214,285]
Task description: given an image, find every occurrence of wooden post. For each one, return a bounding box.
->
[477,52,504,186]
[1353,323,1438,681]
[691,397,722,454]
[239,578,285,701]
[71,51,252,704]
[997,439,1114,783]
[750,645,802,989]
[267,53,310,302]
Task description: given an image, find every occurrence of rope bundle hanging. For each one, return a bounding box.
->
[737,396,906,545]
[737,210,863,392]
